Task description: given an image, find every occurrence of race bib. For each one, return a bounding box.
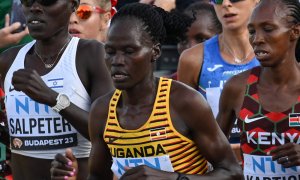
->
[206,87,221,118]
[206,87,240,139]
[244,154,300,179]
[6,94,78,150]
[10,133,77,150]
[111,155,174,179]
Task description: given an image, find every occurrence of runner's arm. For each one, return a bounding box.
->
[177,44,203,90]
[217,72,248,137]
[88,95,113,180]
[173,84,243,179]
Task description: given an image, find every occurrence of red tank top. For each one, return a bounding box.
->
[237,67,300,179]
[238,67,300,155]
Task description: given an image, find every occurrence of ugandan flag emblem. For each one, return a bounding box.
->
[289,113,300,127]
[150,127,167,141]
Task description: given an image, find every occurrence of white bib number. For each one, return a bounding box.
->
[111,155,174,179]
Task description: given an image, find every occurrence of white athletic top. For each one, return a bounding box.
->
[4,37,91,159]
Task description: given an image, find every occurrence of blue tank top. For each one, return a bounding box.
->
[198,35,260,142]
[199,35,259,97]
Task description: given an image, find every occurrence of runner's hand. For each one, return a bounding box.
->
[11,69,58,106]
[51,148,78,180]
[269,143,300,168]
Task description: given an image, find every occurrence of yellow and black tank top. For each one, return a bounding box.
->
[103,77,207,178]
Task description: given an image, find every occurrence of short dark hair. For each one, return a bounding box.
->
[111,3,194,44]
[175,0,210,12]
[184,2,222,34]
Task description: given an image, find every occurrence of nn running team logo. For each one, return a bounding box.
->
[289,113,300,127]
[12,138,23,149]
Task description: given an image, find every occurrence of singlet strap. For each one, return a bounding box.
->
[107,89,121,122]
[239,67,261,119]
[105,78,172,131]
[150,78,172,123]
[246,66,261,86]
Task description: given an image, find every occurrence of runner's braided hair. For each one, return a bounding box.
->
[111,3,194,44]
[185,2,222,34]
[277,0,300,61]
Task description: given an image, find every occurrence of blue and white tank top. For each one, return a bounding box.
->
[4,37,91,159]
[198,35,259,141]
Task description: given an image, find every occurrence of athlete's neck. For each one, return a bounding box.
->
[122,77,158,106]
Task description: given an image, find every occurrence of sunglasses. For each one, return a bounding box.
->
[210,0,244,5]
[20,0,58,7]
[76,4,107,20]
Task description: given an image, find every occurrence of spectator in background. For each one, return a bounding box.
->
[69,0,117,42]
[178,0,260,163]
[0,14,29,49]
[0,0,32,53]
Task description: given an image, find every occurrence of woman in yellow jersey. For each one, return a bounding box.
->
[51,3,242,180]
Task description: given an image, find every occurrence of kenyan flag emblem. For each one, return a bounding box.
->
[289,113,300,127]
